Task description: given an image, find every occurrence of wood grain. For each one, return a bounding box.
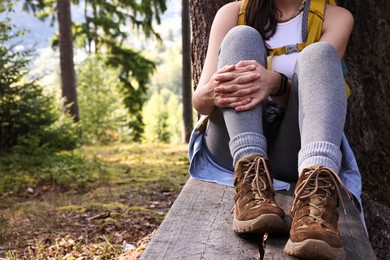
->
[140,178,376,260]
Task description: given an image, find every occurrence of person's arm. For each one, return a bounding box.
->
[192,2,282,115]
[192,2,242,115]
[321,5,354,58]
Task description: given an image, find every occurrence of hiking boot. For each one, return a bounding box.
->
[284,165,352,260]
[232,155,287,234]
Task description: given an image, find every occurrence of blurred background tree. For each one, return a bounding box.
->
[76,56,130,144]
[0,1,79,152]
[22,0,168,141]
[142,36,184,144]
[22,0,79,122]
[182,0,193,143]
[1,0,189,148]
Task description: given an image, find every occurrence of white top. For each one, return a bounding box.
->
[265,12,303,79]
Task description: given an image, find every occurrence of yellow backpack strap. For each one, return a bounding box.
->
[238,0,248,25]
[236,0,350,97]
[266,0,326,69]
[305,0,326,47]
[267,43,306,69]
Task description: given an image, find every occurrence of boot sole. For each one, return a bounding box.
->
[233,213,287,234]
[284,238,345,260]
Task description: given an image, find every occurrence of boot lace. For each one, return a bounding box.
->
[291,166,353,221]
[241,156,275,205]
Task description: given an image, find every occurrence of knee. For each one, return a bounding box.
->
[219,26,267,66]
[295,42,346,96]
[296,42,343,79]
[298,42,339,64]
[221,25,265,50]
[225,26,262,41]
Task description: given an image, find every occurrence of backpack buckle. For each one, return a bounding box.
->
[284,44,299,54]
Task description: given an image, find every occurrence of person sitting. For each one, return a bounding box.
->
[189,0,362,259]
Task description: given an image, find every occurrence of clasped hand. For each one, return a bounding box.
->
[210,60,276,112]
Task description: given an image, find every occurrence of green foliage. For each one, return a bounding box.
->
[0,2,80,151]
[147,39,183,95]
[107,43,156,142]
[78,0,167,47]
[0,149,107,195]
[155,110,170,143]
[22,0,168,141]
[143,91,170,143]
[143,89,182,143]
[41,112,81,150]
[76,55,131,144]
[142,37,184,143]
[0,143,188,258]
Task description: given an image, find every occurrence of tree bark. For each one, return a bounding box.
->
[338,1,390,258]
[190,0,230,88]
[189,0,390,258]
[57,0,79,122]
[182,0,193,143]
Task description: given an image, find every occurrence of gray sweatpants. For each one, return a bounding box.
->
[203,25,347,182]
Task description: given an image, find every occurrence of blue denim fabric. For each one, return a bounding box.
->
[188,115,366,229]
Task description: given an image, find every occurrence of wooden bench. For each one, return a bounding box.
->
[140,177,376,259]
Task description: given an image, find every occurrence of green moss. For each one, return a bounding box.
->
[0,143,188,258]
[155,213,167,222]
[103,217,117,223]
[127,206,151,212]
[85,202,131,211]
[110,212,127,219]
[0,150,108,194]
[57,205,86,214]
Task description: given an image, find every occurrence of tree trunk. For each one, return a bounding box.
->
[57,0,79,122]
[182,0,193,143]
[338,1,390,258]
[190,0,230,88]
[189,0,389,258]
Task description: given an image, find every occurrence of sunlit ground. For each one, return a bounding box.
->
[0,143,189,259]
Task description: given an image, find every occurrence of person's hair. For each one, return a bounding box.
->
[245,0,279,42]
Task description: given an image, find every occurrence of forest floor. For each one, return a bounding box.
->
[0,143,189,259]
[0,143,388,259]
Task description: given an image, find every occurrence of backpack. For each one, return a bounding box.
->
[237,0,350,97]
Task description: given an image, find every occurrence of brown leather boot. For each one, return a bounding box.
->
[284,165,352,260]
[232,155,287,234]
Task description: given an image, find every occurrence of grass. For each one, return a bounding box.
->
[0,143,189,259]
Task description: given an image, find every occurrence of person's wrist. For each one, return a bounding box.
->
[271,72,288,97]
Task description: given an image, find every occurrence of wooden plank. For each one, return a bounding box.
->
[264,188,377,259]
[140,177,376,260]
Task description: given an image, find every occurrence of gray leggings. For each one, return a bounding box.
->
[203,26,347,182]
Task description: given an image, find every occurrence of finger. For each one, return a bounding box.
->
[214,83,239,94]
[215,71,260,87]
[217,96,251,107]
[217,64,236,73]
[232,64,257,72]
[230,98,253,108]
[235,73,261,85]
[214,72,237,82]
[215,79,260,95]
[235,60,258,67]
[234,97,266,112]
[218,85,260,98]
[234,100,257,111]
